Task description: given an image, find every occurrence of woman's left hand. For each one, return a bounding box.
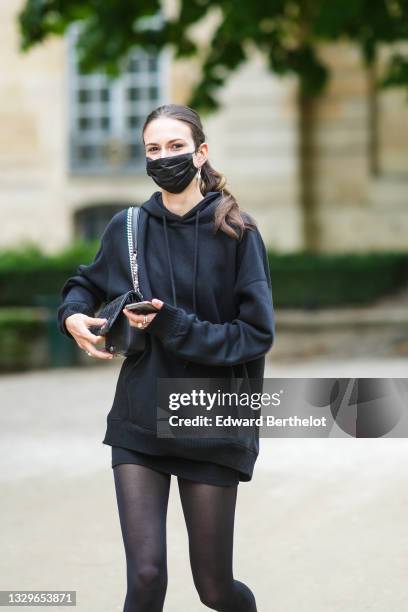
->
[123,298,164,330]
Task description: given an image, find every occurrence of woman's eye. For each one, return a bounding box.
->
[146,144,182,154]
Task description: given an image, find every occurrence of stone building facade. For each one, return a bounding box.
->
[1,0,407,253]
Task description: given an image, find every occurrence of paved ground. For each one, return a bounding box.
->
[1,358,408,611]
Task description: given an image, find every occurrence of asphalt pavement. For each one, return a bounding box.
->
[1,358,407,611]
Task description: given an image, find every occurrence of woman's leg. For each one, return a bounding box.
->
[113,463,171,612]
[177,478,257,611]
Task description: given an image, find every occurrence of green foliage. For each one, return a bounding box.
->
[0,239,99,269]
[0,243,46,270]
[267,250,408,307]
[0,308,44,371]
[0,242,407,308]
[17,0,408,112]
[0,240,99,307]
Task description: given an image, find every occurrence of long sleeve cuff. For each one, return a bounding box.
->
[57,301,94,339]
[145,302,184,339]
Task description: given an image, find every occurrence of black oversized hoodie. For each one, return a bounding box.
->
[57,190,275,481]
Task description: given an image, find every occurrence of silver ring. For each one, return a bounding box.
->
[86,351,92,356]
[143,315,148,325]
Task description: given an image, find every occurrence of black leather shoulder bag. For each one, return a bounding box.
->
[89,206,146,357]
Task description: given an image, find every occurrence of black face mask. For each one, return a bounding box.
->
[145,150,199,193]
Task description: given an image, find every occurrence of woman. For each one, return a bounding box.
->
[57,104,275,611]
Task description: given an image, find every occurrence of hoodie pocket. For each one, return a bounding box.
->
[125,341,156,430]
[232,362,260,455]
[107,344,151,421]
[106,358,133,421]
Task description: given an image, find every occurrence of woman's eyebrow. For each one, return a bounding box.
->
[145,139,186,146]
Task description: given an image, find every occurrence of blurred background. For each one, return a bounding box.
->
[1,1,408,611]
[0,0,407,371]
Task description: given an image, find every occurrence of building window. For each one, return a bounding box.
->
[74,204,128,241]
[66,20,169,175]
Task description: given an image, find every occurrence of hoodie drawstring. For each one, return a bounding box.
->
[161,210,200,312]
[161,210,201,371]
[192,210,200,313]
[162,215,177,307]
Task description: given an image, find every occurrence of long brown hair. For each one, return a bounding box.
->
[142,104,257,241]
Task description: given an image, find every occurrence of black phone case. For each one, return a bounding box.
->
[126,302,159,314]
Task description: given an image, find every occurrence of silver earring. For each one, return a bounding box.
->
[196,167,201,181]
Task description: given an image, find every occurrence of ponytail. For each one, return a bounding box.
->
[200,158,257,241]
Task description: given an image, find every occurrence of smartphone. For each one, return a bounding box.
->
[125,300,160,314]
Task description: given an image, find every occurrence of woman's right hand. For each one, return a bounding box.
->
[65,313,115,359]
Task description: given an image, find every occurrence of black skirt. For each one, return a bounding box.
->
[111,445,240,487]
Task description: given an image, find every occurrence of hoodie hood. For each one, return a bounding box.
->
[141,189,221,223]
[141,190,222,313]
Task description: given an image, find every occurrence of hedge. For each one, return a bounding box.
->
[0,241,407,309]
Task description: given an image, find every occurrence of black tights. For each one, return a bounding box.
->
[113,463,257,611]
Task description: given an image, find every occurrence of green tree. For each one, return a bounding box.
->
[18,0,408,111]
[18,0,408,248]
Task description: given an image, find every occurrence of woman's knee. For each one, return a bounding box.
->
[128,562,167,598]
[195,576,232,610]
